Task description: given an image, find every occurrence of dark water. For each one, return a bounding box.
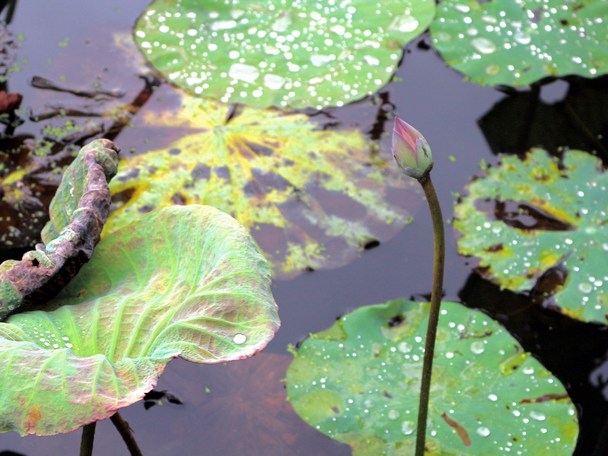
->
[2,1,607,455]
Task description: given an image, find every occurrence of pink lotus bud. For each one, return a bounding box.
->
[392,117,433,180]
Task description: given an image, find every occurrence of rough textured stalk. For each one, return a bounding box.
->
[111,412,143,456]
[415,174,445,456]
[79,422,96,456]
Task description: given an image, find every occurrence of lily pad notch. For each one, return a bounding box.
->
[286,299,578,455]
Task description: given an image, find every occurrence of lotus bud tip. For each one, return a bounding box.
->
[392,116,433,180]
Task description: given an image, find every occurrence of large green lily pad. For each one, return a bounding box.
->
[0,139,119,320]
[286,299,578,455]
[106,95,416,278]
[134,0,435,109]
[0,205,279,435]
[454,149,608,324]
[430,0,608,86]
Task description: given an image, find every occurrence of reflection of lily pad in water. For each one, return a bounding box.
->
[455,149,608,324]
[106,95,417,279]
[431,0,608,86]
[134,0,435,109]
[479,77,608,157]
[147,353,349,455]
[0,205,279,436]
[286,299,578,455]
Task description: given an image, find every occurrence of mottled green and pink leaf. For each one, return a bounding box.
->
[0,205,279,435]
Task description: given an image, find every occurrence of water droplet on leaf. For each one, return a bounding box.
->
[401,420,415,435]
[471,37,497,54]
[476,426,491,437]
[233,333,247,344]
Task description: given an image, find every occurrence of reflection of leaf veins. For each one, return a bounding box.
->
[107,95,417,278]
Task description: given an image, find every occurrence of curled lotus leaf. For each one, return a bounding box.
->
[0,205,279,435]
[430,0,608,86]
[286,299,578,455]
[106,96,416,278]
[0,139,119,320]
[454,149,608,324]
[134,0,435,109]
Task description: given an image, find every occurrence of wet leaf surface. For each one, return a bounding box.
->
[431,0,608,86]
[106,94,417,278]
[134,0,435,109]
[0,139,119,320]
[286,299,578,455]
[454,149,608,324]
[0,205,279,435]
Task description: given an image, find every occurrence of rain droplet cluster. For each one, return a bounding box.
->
[286,300,578,454]
[135,0,434,109]
[431,0,607,86]
[455,149,608,325]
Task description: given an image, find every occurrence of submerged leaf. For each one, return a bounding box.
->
[106,95,416,278]
[0,139,119,320]
[134,0,435,109]
[286,299,578,455]
[146,353,349,455]
[431,0,608,86]
[454,149,608,324]
[0,205,279,435]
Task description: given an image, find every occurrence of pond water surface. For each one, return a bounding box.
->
[2,1,607,455]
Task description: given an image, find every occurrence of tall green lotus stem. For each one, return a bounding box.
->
[392,117,445,455]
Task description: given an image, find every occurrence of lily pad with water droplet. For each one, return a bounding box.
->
[0,205,279,435]
[105,94,417,279]
[455,149,608,324]
[0,139,119,320]
[286,299,578,455]
[134,0,435,109]
[430,0,608,86]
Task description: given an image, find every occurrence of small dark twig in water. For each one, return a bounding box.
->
[111,412,143,456]
[30,75,125,99]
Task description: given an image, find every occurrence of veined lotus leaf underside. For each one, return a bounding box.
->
[454,149,608,324]
[431,0,608,86]
[0,139,119,320]
[134,0,436,109]
[0,205,279,435]
[105,96,417,278]
[286,299,578,455]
